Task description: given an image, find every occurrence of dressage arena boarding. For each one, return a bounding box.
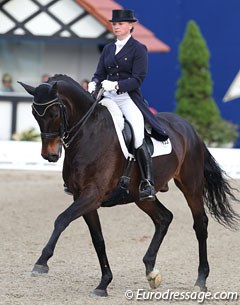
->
[0,142,239,304]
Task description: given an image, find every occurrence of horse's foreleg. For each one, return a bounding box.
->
[136,197,173,289]
[32,192,100,275]
[83,211,113,297]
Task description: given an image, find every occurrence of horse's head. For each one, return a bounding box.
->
[18,81,66,162]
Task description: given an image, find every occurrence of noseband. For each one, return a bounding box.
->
[32,92,100,148]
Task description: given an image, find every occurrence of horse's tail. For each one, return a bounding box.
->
[203,146,240,230]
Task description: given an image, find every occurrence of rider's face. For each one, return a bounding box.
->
[111,22,133,40]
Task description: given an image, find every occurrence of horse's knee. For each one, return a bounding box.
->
[54,213,70,231]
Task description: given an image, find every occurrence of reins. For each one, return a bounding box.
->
[62,88,104,148]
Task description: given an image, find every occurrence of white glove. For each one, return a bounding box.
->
[88,81,96,93]
[101,80,118,92]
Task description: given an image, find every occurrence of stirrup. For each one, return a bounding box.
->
[139,179,156,201]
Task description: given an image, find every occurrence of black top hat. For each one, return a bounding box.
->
[109,10,137,22]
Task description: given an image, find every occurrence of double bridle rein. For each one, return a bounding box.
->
[32,90,102,148]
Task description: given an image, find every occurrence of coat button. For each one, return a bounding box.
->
[116,73,119,76]
[116,65,119,68]
[108,66,111,69]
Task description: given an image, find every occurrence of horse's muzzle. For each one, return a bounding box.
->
[42,153,59,162]
[41,140,62,162]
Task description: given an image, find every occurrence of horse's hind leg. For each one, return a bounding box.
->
[175,180,209,291]
[83,211,113,297]
[193,208,209,292]
[136,197,173,289]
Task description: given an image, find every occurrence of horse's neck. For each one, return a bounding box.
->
[60,89,92,126]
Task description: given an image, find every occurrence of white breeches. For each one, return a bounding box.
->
[102,92,144,148]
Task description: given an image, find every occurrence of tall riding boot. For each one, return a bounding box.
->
[136,141,156,201]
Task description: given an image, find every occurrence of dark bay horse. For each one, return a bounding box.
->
[19,74,239,296]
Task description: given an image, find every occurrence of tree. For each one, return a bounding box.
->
[175,20,238,146]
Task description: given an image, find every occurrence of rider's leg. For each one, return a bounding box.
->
[115,94,155,201]
[135,140,156,201]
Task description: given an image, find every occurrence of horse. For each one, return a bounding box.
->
[18,74,239,297]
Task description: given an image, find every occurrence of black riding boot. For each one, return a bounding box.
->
[136,141,156,201]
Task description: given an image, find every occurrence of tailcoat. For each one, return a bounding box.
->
[92,36,168,141]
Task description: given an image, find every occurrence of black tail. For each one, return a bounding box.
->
[203,146,240,230]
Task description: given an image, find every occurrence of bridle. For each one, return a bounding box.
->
[32,88,103,149]
[32,97,68,142]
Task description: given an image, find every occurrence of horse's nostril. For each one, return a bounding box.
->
[48,154,59,162]
[42,153,59,162]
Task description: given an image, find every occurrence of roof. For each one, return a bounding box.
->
[75,0,170,52]
[0,0,170,52]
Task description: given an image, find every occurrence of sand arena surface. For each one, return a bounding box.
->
[0,170,239,305]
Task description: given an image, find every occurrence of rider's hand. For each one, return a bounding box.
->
[88,81,96,93]
[101,80,118,92]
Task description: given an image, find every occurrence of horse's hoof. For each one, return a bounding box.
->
[31,264,49,276]
[90,289,108,297]
[194,283,207,292]
[146,269,161,289]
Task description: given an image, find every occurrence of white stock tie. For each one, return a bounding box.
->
[115,41,124,54]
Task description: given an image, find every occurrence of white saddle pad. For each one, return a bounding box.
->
[100,99,172,159]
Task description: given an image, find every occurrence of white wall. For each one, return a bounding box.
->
[16,102,39,132]
[0,101,12,140]
[1,142,240,180]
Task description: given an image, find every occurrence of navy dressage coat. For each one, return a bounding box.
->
[92,36,168,141]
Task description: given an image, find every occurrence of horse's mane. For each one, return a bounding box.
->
[48,74,95,104]
[48,74,81,89]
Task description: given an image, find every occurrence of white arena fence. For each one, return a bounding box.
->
[0,141,240,179]
[0,141,63,171]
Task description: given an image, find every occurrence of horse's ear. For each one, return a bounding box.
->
[18,81,36,96]
[49,81,58,95]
